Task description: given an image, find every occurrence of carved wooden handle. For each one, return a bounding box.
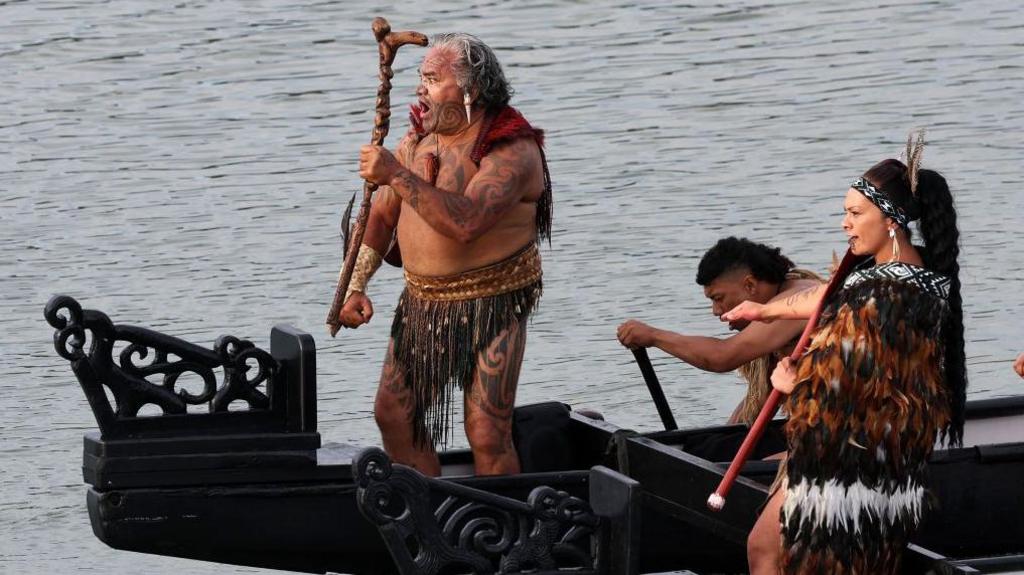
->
[326,18,427,337]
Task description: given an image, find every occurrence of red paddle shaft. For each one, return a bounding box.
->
[707,250,858,511]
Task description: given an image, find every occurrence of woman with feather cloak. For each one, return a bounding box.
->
[724,132,968,574]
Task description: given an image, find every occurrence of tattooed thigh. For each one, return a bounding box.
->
[467,321,527,421]
[377,339,412,414]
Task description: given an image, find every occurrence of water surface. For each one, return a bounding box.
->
[3,1,1022,573]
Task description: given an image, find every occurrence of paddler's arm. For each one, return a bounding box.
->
[617,318,805,373]
[722,283,826,323]
[361,139,539,243]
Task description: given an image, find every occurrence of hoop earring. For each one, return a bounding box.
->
[463,92,472,123]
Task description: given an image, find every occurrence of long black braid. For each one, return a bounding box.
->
[916,169,967,446]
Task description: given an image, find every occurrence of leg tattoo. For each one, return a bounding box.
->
[465,322,526,475]
[375,339,440,476]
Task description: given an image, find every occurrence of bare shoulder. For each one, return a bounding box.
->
[477,137,543,200]
[770,277,823,302]
[481,137,541,172]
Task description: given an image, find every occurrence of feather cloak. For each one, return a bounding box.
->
[782,265,952,574]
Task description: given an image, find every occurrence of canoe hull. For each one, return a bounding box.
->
[83,404,1024,574]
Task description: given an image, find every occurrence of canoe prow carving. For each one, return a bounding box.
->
[44,295,320,489]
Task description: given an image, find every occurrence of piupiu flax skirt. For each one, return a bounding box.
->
[390,243,542,448]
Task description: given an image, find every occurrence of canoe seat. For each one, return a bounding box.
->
[513,401,577,472]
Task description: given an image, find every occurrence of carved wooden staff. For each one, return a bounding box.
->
[326,18,427,337]
[707,249,860,511]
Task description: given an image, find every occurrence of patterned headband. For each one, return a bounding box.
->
[851,177,909,228]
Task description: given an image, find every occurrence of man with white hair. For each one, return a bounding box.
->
[337,33,551,477]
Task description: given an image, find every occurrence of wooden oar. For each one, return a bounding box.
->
[632,347,678,431]
[326,18,427,337]
[707,249,860,511]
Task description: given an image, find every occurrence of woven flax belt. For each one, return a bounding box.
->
[404,243,542,302]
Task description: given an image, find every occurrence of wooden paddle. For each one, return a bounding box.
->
[707,249,860,511]
[326,18,427,337]
[632,347,678,431]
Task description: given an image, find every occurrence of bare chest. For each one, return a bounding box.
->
[408,136,479,195]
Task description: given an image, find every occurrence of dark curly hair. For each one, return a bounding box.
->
[863,159,967,446]
[696,237,794,287]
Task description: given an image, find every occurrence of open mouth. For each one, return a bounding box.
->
[409,102,429,134]
[848,236,858,248]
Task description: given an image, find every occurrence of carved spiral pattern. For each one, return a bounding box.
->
[354,448,407,526]
[45,295,86,361]
[441,500,517,556]
[44,295,280,423]
[211,335,276,411]
[354,446,394,486]
[353,447,598,574]
[359,480,407,526]
[119,343,218,404]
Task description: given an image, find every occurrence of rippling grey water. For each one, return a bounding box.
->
[3,1,1022,573]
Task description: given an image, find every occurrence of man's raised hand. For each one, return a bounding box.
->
[359,145,402,186]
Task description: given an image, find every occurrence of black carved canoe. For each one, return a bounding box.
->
[45,296,1024,574]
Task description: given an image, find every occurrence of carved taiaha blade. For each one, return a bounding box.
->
[340,193,355,257]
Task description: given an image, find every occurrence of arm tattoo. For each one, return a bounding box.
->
[390,169,421,209]
[784,286,818,308]
[442,193,476,226]
[442,160,521,227]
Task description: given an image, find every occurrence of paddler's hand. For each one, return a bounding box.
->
[770,357,797,394]
[338,292,374,328]
[359,145,401,186]
[617,319,657,349]
[1015,352,1024,378]
[722,300,770,323]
